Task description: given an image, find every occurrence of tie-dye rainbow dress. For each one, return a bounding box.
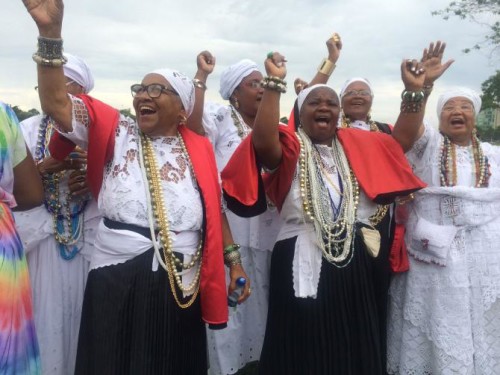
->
[0,102,41,374]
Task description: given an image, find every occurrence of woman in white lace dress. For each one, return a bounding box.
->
[388,48,500,372]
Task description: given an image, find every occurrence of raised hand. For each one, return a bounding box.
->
[401,58,426,92]
[265,52,287,79]
[420,41,454,86]
[22,0,64,36]
[196,51,215,77]
[326,32,342,64]
[294,78,308,95]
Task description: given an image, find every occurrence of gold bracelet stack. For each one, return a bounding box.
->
[261,76,287,93]
[32,36,67,67]
[317,58,336,76]
[400,90,425,113]
[224,243,242,267]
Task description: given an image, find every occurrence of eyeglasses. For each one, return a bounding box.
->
[66,80,76,86]
[343,89,372,97]
[442,104,474,113]
[130,83,179,98]
[241,80,262,90]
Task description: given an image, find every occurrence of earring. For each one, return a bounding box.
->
[179,115,187,126]
[233,98,240,109]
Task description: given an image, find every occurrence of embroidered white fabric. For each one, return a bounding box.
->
[278,143,377,298]
[387,124,500,374]
[203,102,281,375]
[53,96,203,269]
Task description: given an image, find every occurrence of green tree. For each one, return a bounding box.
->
[481,70,500,109]
[432,0,500,56]
[11,106,40,122]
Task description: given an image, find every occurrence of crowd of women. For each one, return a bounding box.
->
[1,0,498,374]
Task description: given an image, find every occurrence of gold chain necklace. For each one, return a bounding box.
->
[141,132,203,309]
[340,112,379,132]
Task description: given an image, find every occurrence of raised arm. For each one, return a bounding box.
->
[22,0,73,131]
[251,52,287,170]
[187,51,216,136]
[308,33,342,88]
[392,41,454,152]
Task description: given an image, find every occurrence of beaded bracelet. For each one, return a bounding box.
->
[224,243,241,254]
[33,36,67,67]
[400,90,425,113]
[261,76,287,93]
[423,84,433,99]
[224,249,242,267]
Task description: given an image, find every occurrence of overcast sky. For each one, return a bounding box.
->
[2,0,498,125]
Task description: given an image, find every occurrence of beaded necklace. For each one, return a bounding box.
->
[35,116,88,260]
[139,131,203,309]
[230,105,252,139]
[339,111,379,132]
[297,128,360,267]
[439,132,490,188]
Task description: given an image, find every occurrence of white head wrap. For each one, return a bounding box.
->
[151,69,195,116]
[297,84,335,113]
[219,59,259,100]
[339,77,373,98]
[437,87,482,117]
[63,53,94,93]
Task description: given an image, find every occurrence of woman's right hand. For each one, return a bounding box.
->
[400,58,426,92]
[265,52,287,79]
[22,0,64,36]
[326,32,342,64]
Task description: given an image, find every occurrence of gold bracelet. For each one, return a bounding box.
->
[317,58,336,76]
[193,78,207,90]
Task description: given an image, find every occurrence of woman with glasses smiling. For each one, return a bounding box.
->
[388,44,500,373]
[21,0,249,373]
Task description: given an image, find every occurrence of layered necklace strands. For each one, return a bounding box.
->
[297,128,360,267]
[35,116,88,260]
[230,105,252,139]
[140,131,203,309]
[439,133,490,188]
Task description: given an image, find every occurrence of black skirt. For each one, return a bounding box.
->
[75,247,207,375]
[259,220,391,375]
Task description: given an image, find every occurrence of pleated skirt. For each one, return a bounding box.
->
[259,228,390,375]
[75,248,207,375]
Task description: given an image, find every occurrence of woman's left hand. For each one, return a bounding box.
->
[421,41,454,86]
[229,264,251,304]
[196,50,215,79]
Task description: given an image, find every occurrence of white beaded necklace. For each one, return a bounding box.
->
[297,128,360,267]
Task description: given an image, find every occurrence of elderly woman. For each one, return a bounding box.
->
[222,52,426,374]
[21,0,248,373]
[0,101,43,374]
[14,53,101,375]
[189,56,281,374]
[388,73,500,372]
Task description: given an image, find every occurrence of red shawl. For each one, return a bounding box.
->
[49,95,228,326]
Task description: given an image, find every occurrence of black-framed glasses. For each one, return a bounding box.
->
[130,83,179,98]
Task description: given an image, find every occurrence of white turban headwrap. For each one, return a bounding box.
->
[297,84,335,113]
[339,77,373,98]
[219,59,259,100]
[151,69,195,117]
[437,87,482,117]
[63,53,94,94]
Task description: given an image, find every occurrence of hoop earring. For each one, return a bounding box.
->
[179,115,187,126]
